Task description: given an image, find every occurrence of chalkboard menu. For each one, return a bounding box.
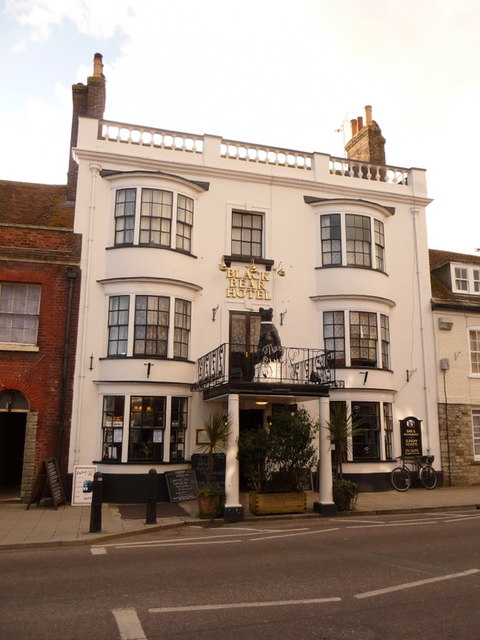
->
[164,469,199,502]
[191,453,226,489]
[27,458,66,510]
[400,416,423,457]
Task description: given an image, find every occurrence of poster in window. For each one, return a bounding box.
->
[113,428,123,443]
[153,429,163,443]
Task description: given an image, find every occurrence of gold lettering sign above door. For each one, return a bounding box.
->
[224,267,271,300]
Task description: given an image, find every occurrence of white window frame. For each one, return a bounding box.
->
[113,186,195,253]
[319,213,385,271]
[469,327,480,376]
[472,409,480,461]
[451,263,480,295]
[0,283,41,351]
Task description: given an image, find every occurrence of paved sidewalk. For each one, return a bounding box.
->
[0,486,479,550]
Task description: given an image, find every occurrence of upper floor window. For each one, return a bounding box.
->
[114,188,194,253]
[0,283,41,346]
[320,213,385,271]
[231,211,263,258]
[107,294,191,360]
[451,264,480,295]
[470,329,480,375]
[323,310,390,369]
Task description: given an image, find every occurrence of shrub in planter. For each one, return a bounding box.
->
[332,478,358,511]
[238,407,317,494]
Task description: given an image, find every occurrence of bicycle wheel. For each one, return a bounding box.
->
[391,467,411,491]
[419,465,437,489]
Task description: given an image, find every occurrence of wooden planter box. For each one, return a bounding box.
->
[249,491,306,515]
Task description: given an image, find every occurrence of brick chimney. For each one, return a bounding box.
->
[345,105,386,165]
[66,53,106,201]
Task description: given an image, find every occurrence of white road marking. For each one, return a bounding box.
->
[445,514,480,523]
[251,527,339,541]
[112,608,147,640]
[91,546,107,555]
[150,596,341,614]
[117,539,242,549]
[354,568,480,599]
[347,520,437,530]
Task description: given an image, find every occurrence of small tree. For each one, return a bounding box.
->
[238,407,318,493]
[196,411,230,495]
[325,403,364,479]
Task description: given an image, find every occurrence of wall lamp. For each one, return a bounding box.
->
[218,258,227,271]
[273,261,285,277]
[212,304,219,322]
[280,309,287,326]
[247,258,258,273]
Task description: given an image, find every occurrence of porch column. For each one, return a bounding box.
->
[224,393,244,522]
[314,395,337,516]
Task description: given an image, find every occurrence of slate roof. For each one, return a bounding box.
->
[0,180,73,228]
[429,248,480,311]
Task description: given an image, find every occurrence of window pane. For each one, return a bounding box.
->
[170,397,188,461]
[176,195,193,252]
[114,188,136,246]
[102,396,124,461]
[108,295,129,356]
[129,396,166,461]
[320,215,342,266]
[231,211,263,257]
[323,311,345,366]
[346,214,371,267]
[350,311,377,366]
[174,299,191,359]
[0,283,41,344]
[470,330,480,374]
[140,189,172,247]
[352,402,380,460]
[134,296,169,356]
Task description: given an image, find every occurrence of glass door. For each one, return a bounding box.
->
[229,312,260,380]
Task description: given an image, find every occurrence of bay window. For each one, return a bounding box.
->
[113,187,194,252]
[320,213,385,271]
[323,310,390,369]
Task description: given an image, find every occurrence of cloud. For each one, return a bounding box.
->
[5,0,134,40]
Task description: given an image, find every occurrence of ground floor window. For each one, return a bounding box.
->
[101,394,189,463]
[473,409,480,460]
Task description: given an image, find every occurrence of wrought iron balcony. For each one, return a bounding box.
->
[194,343,337,392]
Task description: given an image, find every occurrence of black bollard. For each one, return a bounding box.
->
[89,471,103,533]
[145,468,157,524]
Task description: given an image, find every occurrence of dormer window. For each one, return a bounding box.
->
[451,264,480,295]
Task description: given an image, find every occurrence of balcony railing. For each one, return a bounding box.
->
[98,120,412,186]
[194,343,336,392]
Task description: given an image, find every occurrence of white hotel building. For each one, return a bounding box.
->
[68,55,440,519]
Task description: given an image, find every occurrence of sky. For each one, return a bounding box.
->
[1,0,479,255]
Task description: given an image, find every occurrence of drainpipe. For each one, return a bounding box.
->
[411,207,431,451]
[56,267,77,469]
[72,162,101,466]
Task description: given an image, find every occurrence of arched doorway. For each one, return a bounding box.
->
[0,390,29,500]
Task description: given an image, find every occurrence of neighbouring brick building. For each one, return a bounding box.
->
[0,54,105,501]
[430,249,480,486]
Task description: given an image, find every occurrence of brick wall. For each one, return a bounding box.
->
[438,403,480,486]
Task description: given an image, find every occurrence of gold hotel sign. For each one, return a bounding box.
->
[224,267,271,300]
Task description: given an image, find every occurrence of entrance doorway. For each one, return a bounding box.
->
[0,412,26,498]
[239,408,265,490]
[229,311,260,380]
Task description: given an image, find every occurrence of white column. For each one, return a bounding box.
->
[314,395,337,515]
[224,394,243,521]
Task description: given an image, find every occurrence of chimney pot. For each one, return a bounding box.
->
[357,116,363,130]
[365,105,372,125]
[93,53,104,78]
[350,119,358,136]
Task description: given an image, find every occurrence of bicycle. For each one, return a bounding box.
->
[391,455,437,491]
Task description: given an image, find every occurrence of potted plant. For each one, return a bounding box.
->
[325,403,363,511]
[238,407,317,515]
[195,411,230,519]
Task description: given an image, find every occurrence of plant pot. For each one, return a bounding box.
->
[197,494,222,519]
[249,491,306,516]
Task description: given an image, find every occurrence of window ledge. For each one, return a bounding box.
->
[0,343,39,352]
